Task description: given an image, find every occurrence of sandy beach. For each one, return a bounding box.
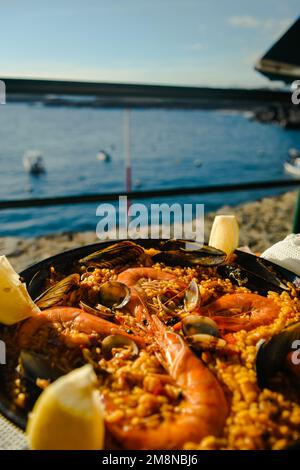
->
[0,190,297,273]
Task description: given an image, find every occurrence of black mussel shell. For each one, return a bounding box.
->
[34,273,80,310]
[27,269,50,298]
[78,240,144,267]
[217,264,285,296]
[154,241,226,267]
[285,440,300,450]
[160,239,224,255]
[160,239,205,252]
[256,321,300,389]
[152,251,193,267]
[235,250,299,292]
[19,350,65,384]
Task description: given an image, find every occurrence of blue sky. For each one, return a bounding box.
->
[0,0,299,88]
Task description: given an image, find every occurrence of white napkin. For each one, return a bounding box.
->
[261,234,300,276]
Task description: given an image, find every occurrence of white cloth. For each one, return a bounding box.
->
[261,234,300,276]
[0,414,27,450]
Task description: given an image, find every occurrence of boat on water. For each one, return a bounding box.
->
[284,148,300,177]
[96,150,111,162]
[288,148,300,159]
[23,150,46,175]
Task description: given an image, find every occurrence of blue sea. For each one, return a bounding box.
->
[1,104,300,237]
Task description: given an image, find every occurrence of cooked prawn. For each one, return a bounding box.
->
[18,307,145,349]
[105,315,228,450]
[198,293,281,332]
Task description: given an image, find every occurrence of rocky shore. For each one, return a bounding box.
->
[253,104,300,130]
[0,191,297,273]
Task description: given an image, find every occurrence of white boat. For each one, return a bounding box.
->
[23,150,46,175]
[96,150,111,162]
[284,158,300,177]
[288,147,300,159]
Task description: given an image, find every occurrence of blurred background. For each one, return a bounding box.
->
[0,0,300,267]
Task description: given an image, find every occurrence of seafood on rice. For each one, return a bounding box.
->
[1,239,300,450]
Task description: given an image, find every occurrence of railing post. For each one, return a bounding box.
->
[293,188,300,233]
[124,109,132,194]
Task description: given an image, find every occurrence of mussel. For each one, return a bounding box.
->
[80,281,131,318]
[237,249,300,288]
[101,334,139,359]
[160,239,209,251]
[256,321,300,389]
[227,250,299,296]
[18,350,65,384]
[217,264,287,296]
[34,273,80,309]
[27,268,51,298]
[153,240,226,267]
[79,241,144,269]
[182,315,226,350]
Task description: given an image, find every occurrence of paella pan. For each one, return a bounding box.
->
[0,238,300,450]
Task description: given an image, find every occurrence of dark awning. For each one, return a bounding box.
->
[255,17,300,83]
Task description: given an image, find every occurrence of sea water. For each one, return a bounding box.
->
[0,104,300,237]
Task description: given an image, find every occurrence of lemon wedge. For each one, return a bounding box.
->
[209,215,239,257]
[0,255,40,325]
[26,364,105,450]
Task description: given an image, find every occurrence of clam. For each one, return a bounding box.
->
[156,294,178,315]
[99,281,131,309]
[79,301,113,318]
[157,280,200,315]
[79,241,144,269]
[18,350,65,384]
[182,315,220,337]
[182,315,225,350]
[188,334,226,350]
[256,321,300,389]
[184,279,201,311]
[101,334,139,359]
[80,281,131,318]
[153,240,226,267]
[34,273,80,310]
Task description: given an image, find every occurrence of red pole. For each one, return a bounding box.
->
[126,165,132,193]
[124,109,132,215]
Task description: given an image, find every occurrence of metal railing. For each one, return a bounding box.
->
[0,179,299,210]
[1,180,300,233]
